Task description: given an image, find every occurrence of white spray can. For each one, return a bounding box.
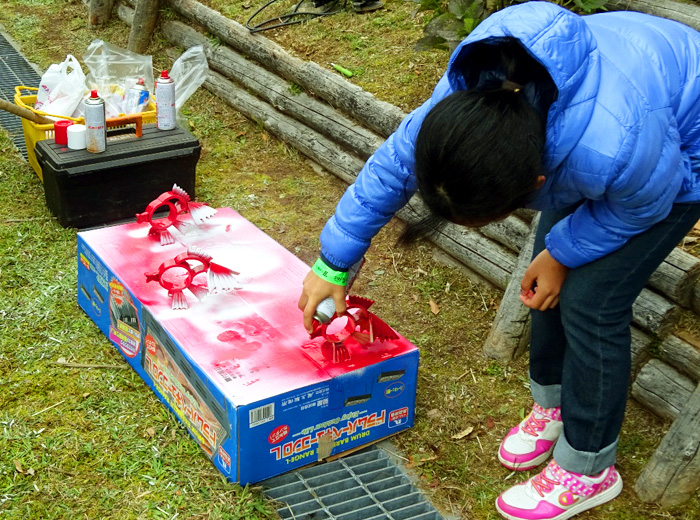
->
[124,77,150,114]
[314,258,365,323]
[84,89,106,153]
[155,70,176,130]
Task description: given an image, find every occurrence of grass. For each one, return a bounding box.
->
[0,0,699,519]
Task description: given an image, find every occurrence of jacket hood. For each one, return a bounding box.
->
[445,1,601,171]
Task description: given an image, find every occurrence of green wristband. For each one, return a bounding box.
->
[312,258,348,286]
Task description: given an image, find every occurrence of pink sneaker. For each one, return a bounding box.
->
[495,460,623,520]
[499,404,562,471]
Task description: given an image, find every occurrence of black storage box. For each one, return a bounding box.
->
[35,124,201,228]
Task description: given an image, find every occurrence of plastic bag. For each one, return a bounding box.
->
[82,39,154,118]
[169,46,209,125]
[34,54,87,118]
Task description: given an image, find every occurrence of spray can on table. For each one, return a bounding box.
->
[84,89,106,154]
[155,70,176,131]
[124,77,150,114]
[314,257,365,323]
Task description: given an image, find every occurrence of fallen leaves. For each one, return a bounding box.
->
[405,453,438,469]
[451,419,493,441]
[14,460,35,476]
[429,298,440,315]
[451,426,474,440]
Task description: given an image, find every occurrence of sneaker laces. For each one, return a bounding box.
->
[530,466,561,498]
[521,413,551,437]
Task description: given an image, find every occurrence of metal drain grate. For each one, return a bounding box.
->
[0,30,41,157]
[262,444,447,520]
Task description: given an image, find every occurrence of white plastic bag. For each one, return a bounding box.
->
[34,54,87,117]
[170,46,209,125]
[82,39,154,118]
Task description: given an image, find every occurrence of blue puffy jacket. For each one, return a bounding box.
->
[319,1,700,270]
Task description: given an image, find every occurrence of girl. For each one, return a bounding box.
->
[298,2,700,519]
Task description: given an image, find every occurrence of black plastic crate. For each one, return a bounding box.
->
[35,124,200,228]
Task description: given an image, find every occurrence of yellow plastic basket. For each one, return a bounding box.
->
[14,86,156,180]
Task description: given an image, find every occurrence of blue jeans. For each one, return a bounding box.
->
[529,202,700,475]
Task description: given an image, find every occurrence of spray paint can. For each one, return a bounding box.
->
[84,89,106,153]
[124,77,150,114]
[314,257,365,323]
[155,70,176,130]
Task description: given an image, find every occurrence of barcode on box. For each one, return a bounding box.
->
[249,403,274,427]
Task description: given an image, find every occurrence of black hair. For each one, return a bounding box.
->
[399,38,556,244]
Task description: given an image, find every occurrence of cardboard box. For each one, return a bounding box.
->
[77,208,418,484]
[36,125,200,228]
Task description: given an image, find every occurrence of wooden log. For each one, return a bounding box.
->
[128,0,160,54]
[166,0,406,137]
[647,247,700,308]
[161,20,385,160]
[635,382,700,506]
[89,0,115,27]
[632,288,680,337]
[658,334,700,382]
[479,214,531,254]
[483,213,540,362]
[514,208,537,223]
[398,197,517,289]
[608,0,700,31]
[205,71,366,185]
[0,98,54,125]
[692,281,700,315]
[630,326,653,378]
[631,358,696,420]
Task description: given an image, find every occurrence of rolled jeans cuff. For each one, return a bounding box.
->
[530,374,561,409]
[553,430,618,475]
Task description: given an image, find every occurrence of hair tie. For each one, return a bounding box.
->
[502,80,522,93]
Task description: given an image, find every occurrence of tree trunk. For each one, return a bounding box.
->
[128,0,160,54]
[89,0,115,27]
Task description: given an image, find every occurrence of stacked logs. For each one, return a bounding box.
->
[115,0,700,505]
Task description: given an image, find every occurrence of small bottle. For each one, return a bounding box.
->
[155,70,176,131]
[124,77,150,114]
[84,89,106,153]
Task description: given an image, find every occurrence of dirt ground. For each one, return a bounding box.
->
[1,0,699,519]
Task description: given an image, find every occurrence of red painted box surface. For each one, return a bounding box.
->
[77,207,419,484]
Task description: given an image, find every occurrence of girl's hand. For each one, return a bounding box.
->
[298,271,347,333]
[520,249,569,311]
